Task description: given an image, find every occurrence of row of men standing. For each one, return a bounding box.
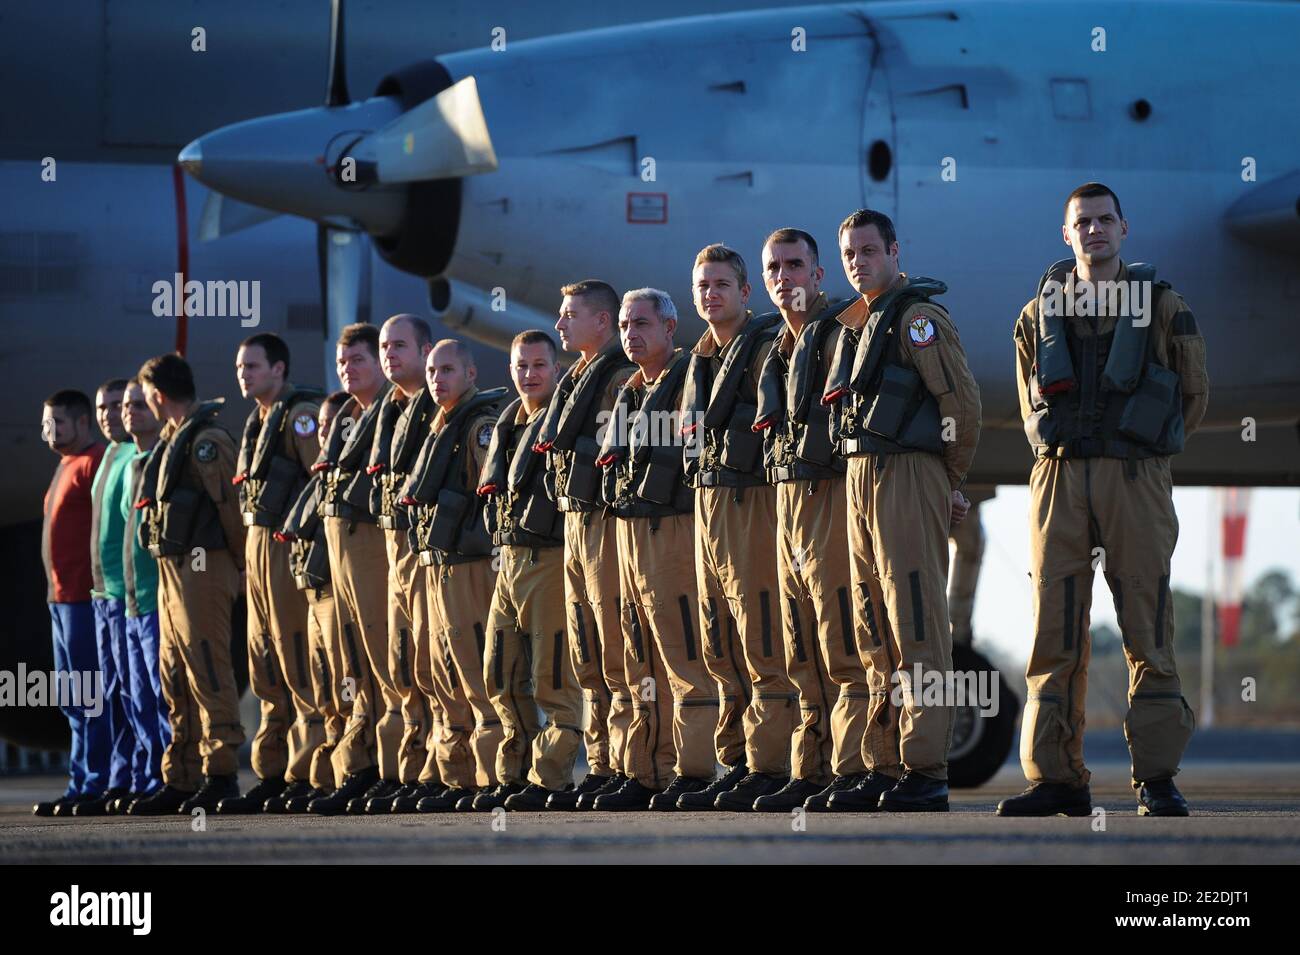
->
[37,187,1205,819]
[42,214,977,819]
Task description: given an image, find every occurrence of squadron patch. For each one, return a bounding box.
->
[293,413,317,437]
[908,315,937,348]
[194,439,217,463]
[477,423,494,449]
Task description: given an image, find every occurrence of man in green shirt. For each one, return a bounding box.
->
[117,378,168,812]
[76,379,136,816]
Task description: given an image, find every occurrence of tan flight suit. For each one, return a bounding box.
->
[1014,261,1207,787]
[687,320,794,775]
[948,485,996,644]
[284,469,352,792]
[611,351,717,786]
[551,340,636,777]
[482,402,583,789]
[376,389,441,786]
[321,393,399,779]
[152,411,247,787]
[421,388,502,790]
[303,584,346,791]
[240,389,325,785]
[832,277,982,782]
[763,296,870,783]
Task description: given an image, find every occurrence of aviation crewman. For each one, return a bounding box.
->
[403,339,508,811]
[278,391,354,811]
[130,354,247,815]
[308,324,398,815]
[219,334,326,814]
[749,228,872,813]
[540,280,637,810]
[477,330,583,810]
[1000,182,1207,818]
[594,289,719,811]
[678,244,796,811]
[363,314,443,813]
[821,209,981,813]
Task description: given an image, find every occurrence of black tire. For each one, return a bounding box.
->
[948,644,1019,788]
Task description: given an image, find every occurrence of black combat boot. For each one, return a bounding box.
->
[263,780,314,814]
[676,763,748,810]
[504,783,555,811]
[417,786,476,813]
[392,782,442,813]
[471,782,525,811]
[180,774,241,814]
[827,771,898,812]
[284,787,330,814]
[648,775,711,811]
[1137,777,1189,817]
[804,774,866,812]
[576,774,627,811]
[365,782,419,814]
[128,785,193,816]
[348,778,400,815]
[307,767,380,816]
[714,772,790,811]
[546,773,612,811]
[593,777,659,812]
[996,781,1092,817]
[71,787,129,817]
[34,794,77,817]
[752,777,827,812]
[217,776,286,815]
[108,791,141,815]
[879,770,949,812]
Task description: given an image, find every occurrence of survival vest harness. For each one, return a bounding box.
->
[754,298,853,483]
[681,312,781,490]
[318,381,391,522]
[137,399,228,558]
[600,351,694,519]
[825,277,948,458]
[537,341,636,513]
[402,387,509,565]
[234,386,324,528]
[479,397,564,549]
[1025,259,1183,460]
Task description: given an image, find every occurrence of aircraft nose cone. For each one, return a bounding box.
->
[178,139,202,177]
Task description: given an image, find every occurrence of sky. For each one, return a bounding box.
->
[969,487,1300,666]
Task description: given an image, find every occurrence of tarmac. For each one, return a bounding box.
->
[2,752,1298,864]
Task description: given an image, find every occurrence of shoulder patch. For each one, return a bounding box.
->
[908,314,938,348]
[476,423,494,449]
[293,412,317,437]
[194,439,218,463]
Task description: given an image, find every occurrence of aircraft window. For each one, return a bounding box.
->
[1130,98,1153,122]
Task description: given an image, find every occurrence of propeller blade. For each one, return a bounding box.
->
[317,224,368,388]
[353,76,498,184]
[197,189,282,241]
[326,0,349,106]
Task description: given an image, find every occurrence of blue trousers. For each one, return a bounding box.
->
[93,597,135,791]
[49,601,110,797]
[125,611,169,792]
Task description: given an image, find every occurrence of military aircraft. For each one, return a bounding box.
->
[4,0,1299,786]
